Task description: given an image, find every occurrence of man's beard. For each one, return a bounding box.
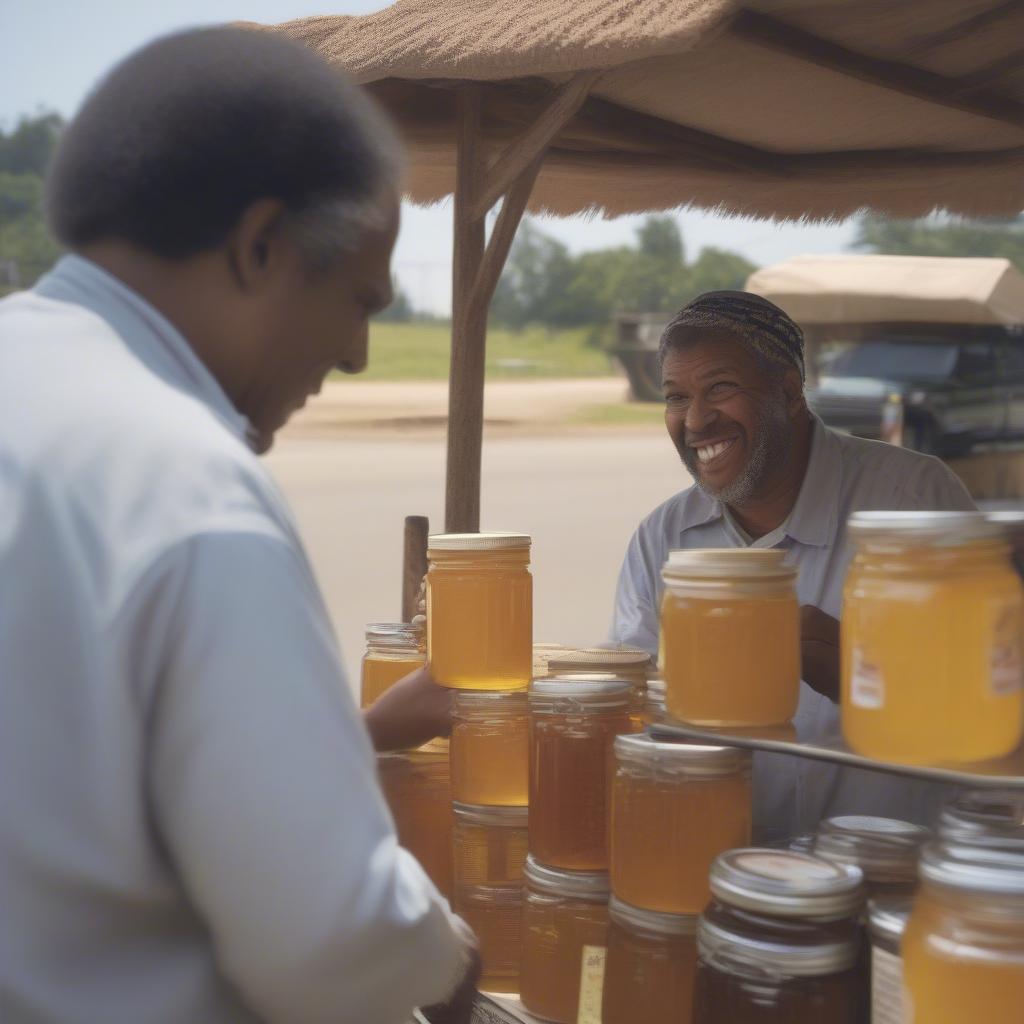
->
[681,400,792,507]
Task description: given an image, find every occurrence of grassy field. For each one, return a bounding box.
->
[572,402,665,426]
[348,321,617,381]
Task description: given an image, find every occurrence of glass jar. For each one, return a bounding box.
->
[547,646,653,702]
[452,803,528,994]
[693,849,866,1024]
[426,533,532,690]
[376,746,453,900]
[520,856,610,1024]
[813,815,930,900]
[867,898,910,1024]
[903,841,1024,1024]
[643,679,667,726]
[841,511,1023,764]
[610,735,751,914]
[661,549,800,727]
[450,690,529,806]
[987,509,1024,578]
[602,895,699,1024]
[359,622,424,708]
[533,642,570,679]
[938,788,1024,845]
[528,678,637,871]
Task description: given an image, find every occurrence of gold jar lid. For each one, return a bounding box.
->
[610,896,697,938]
[529,676,634,711]
[848,510,1001,546]
[614,734,750,777]
[428,532,531,551]
[524,855,609,900]
[547,646,652,676]
[662,548,796,584]
[452,802,528,826]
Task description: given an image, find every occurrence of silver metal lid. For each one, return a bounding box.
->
[614,734,750,777]
[452,688,529,709]
[697,915,860,977]
[524,855,610,900]
[452,802,528,827]
[428,532,531,551]
[814,816,930,883]
[919,839,1024,896]
[710,849,864,919]
[364,622,424,647]
[867,898,912,945]
[609,896,697,938]
[662,547,796,582]
[986,510,1024,535]
[939,788,1024,842]
[848,510,1001,545]
[645,679,666,702]
[529,676,634,711]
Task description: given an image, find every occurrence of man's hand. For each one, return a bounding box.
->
[363,665,454,752]
[419,947,482,1024]
[800,605,840,703]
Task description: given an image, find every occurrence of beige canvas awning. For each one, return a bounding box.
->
[253,0,1024,534]
[747,254,1024,326]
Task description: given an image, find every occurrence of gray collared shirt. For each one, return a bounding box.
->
[611,416,975,843]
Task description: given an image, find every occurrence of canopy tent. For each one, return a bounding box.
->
[254,0,1024,537]
[747,254,1024,326]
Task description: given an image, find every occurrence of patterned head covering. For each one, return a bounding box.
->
[660,290,805,381]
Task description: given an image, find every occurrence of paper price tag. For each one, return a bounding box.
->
[576,945,606,1024]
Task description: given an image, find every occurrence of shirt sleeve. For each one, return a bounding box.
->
[137,527,471,1024]
[609,519,662,657]
[897,454,977,512]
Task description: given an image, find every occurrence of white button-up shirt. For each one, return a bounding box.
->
[0,256,468,1023]
[612,416,976,843]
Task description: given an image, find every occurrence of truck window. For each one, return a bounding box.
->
[828,341,958,381]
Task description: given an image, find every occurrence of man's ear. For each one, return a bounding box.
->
[224,198,288,293]
[783,367,807,416]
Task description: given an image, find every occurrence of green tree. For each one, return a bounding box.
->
[685,247,757,298]
[374,276,415,322]
[854,215,1024,270]
[636,215,685,265]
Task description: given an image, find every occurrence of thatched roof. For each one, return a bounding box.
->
[256,0,1024,220]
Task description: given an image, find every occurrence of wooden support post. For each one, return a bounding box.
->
[401,515,430,622]
[445,85,488,534]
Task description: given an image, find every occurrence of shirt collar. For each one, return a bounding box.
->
[34,254,254,447]
[677,414,839,549]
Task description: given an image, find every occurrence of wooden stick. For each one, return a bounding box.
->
[444,85,487,534]
[731,9,1024,130]
[470,70,600,220]
[401,515,430,622]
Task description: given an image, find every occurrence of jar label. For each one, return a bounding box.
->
[871,945,905,1024]
[991,605,1022,698]
[851,648,885,709]
[576,945,606,1024]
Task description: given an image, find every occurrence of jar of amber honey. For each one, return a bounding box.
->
[426,533,532,690]
[610,735,751,914]
[602,896,698,1024]
[938,787,1024,845]
[528,677,636,871]
[520,856,610,1024]
[813,815,930,901]
[661,549,800,727]
[376,747,454,900]
[693,849,866,1024]
[359,622,424,708]
[903,841,1024,1024]
[842,511,1023,764]
[452,803,528,994]
[450,690,529,807]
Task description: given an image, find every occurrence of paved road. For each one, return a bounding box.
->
[264,430,688,692]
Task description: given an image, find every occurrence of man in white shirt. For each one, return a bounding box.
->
[611,291,975,843]
[0,27,474,1024]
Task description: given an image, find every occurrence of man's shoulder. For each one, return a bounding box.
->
[634,482,712,543]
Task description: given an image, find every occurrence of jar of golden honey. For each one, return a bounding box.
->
[867,898,910,1024]
[601,896,698,1024]
[938,788,1024,845]
[359,622,425,708]
[693,849,866,1024]
[813,815,930,901]
[903,841,1024,1024]
[520,856,610,1024]
[451,803,528,994]
[610,735,751,914]
[842,511,1024,764]
[528,677,636,871]
[661,549,800,727]
[450,690,529,807]
[426,532,532,691]
[376,747,454,900]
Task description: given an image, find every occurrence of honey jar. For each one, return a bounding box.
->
[841,511,1023,763]
[359,622,424,708]
[520,856,610,1023]
[547,646,653,704]
[938,787,1024,845]
[450,690,529,807]
[661,549,800,727]
[601,896,698,1024]
[867,898,910,1024]
[528,677,636,871]
[610,735,751,914]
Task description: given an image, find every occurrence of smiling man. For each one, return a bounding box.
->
[0,27,475,1024]
[611,290,975,843]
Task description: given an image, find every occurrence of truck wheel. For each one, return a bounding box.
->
[615,350,663,402]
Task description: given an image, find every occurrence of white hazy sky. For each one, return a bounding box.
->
[2,0,859,313]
